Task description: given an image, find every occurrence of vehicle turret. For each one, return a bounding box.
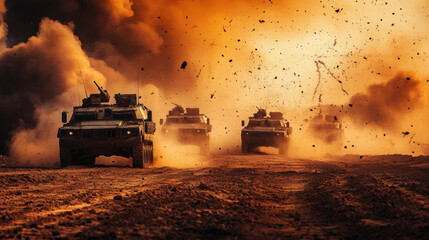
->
[94,81,110,102]
[82,81,110,107]
[253,108,267,118]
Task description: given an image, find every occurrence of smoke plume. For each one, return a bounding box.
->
[0,0,6,47]
[0,18,105,158]
[346,73,422,130]
[4,0,195,91]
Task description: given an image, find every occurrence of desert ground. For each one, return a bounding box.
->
[0,154,428,239]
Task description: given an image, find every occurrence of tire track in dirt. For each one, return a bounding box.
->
[1,154,428,239]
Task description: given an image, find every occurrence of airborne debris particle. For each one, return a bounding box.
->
[196,69,202,78]
[314,60,349,95]
[113,195,123,200]
[180,61,187,69]
[259,20,265,23]
[402,131,410,137]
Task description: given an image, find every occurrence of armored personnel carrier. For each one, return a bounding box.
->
[308,114,344,144]
[57,81,156,168]
[241,109,292,155]
[159,104,212,154]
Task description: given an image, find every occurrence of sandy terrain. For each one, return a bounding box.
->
[0,154,428,239]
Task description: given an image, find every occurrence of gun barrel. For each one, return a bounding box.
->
[172,102,182,108]
[94,81,102,91]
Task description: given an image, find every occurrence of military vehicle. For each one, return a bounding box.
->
[57,81,156,168]
[241,109,292,155]
[159,104,212,154]
[307,114,344,144]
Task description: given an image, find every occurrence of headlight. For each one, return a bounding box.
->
[122,128,139,137]
[61,129,78,137]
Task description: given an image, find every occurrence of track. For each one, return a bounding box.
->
[0,154,428,239]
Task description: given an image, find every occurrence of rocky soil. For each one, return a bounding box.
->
[0,154,428,239]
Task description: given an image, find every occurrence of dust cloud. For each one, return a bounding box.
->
[153,130,210,169]
[0,0,6,48]
[1,0,428,166]
[347,73,422,130]
[1,19,106,165]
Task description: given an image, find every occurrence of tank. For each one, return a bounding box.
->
[241,109,292,155]
[159,104,212,154]
[57,82,156,168]
[308,114,344,145]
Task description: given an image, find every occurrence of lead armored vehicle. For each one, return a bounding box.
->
[57,81,156,168]
[159,104,212,154]
[308,114,344,144]
[241,109,292,155]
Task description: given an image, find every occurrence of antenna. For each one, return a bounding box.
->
[137,66,140,105]
[137,50,143,105]
[77,60,88,98]
[76,75,80,105]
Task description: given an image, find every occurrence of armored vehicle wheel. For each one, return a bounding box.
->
[279,142,289,156]
[144,144,151,166]
[132,144,145,168]
[60,145,72,168]
[200,139,210,155]
[249,145,257,154]
[148,143,154,165]
[241,140,249,153]
[87,156,96,167]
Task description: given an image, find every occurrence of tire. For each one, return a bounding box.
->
[200,139,210,155]
[144,144,150,166]
[87,156,96,167]
[241,140,248,153]
[279,141,289,156]
[59,145,72,168]
[132,144,144,168]
[249,145,256,154]
[148,143,154,165]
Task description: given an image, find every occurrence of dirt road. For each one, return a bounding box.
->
[0,154,428,239]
